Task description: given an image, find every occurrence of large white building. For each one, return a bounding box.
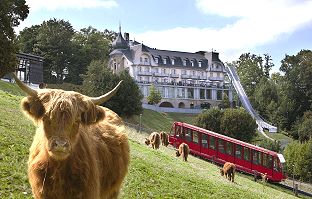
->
[109,29,233,111]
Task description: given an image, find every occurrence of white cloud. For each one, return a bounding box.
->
[26,0,118,11]
[133,0,312,63]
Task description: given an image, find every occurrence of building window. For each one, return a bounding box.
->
[183,60,187,66]
[217,90,222,100]
[191,60,194,67]
[200,89,205,99]
[114,63,117,70]
[206,89,211,99]
[154,68,159,73]
[163,58,167,64]
[199,61,202,67]
[171,59,175,65]
[182,70,186,75]
[155,57,159,63]
[145,57,149,64]
[140,57,143,62]
[187,88,194,99]
[171,69,175,74]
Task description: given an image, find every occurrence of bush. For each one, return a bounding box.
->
[194,108,223,133]
[284,140,312,182]
[220,108,257,142]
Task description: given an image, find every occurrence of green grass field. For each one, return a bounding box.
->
[0,80,301,198]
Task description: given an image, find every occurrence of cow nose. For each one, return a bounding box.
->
[51,138,70,150]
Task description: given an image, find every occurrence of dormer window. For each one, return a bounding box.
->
[163,58,167,64]
[171,59,175,65]
[199,61,202,67]
[191,60,194,67]
[155,57,159,63]
[183,60,187,66]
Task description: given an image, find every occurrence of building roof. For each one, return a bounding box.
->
[109,31,223,69]
[112,31,129,50]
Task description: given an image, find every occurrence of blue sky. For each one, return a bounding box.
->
[17,0,312,73]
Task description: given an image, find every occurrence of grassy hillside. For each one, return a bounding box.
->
[0,80,301,198]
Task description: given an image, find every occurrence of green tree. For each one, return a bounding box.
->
[194,108,223,133]
[279,50,312,131]
[220,108,257,142]
[82,60,143,117]
[17,25,40,53]
[284,140,312,182]
[147,84,162,105]
[253,77,278,119]
[67,26,114,84]
[0,0,29,77]
[220,93,231,109]
[257,139,281,152]
[293,111,312,142]
[35,18,75,83]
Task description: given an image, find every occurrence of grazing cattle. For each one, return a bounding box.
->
[220,162,236,182]
[176,143,190,161]
[145,132,160,149]
[160,131,169,147]
[12,73,129,199]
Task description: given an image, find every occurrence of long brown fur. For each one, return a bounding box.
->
[220,162,236,182]
[145,132,160,149]
[176,143,190,161]
[159,131,169,147]
[21,88,129,199]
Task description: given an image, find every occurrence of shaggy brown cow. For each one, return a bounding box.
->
[145,132,160,149]
[176,143,190,161]
[12,73,129,199]
[220,162,236,182]
[160,131,169,147]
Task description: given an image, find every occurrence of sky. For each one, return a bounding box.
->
[16,0,312,73]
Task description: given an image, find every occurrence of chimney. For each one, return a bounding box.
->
[124,32,129,42]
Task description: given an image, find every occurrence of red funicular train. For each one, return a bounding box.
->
[169,122,286,182]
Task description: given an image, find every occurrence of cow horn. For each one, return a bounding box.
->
[90,80,123,105]
[11,73,37,96]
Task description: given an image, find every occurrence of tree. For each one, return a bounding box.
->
[220,93,231,109]
[284,140,312,182]
[82,60,143,117]
[147,84,162,105]
[293,111,312,142]
[220,108,257,142]
[35,18,75,83]
[67,26,114,84]
[194,108,223,133]
[0,0,29,77]
[279,50,312,131]
[17,25,40,53]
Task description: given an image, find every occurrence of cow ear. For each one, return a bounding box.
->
[21,96,45,121]
[81,105,105,125]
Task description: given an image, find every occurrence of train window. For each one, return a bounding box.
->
[263,153,273,168]
[218,139,225,154]
[209,136,216,150]
[252,151,262,165]
[176,126,184,139]
[185,128,192,142]
[202,134,208,148]
[244,147,250,161]
[193,131,199,144]
[226,142,233,155]
[235,145,242,159]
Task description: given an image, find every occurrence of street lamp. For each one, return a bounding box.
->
[139,114,142,133]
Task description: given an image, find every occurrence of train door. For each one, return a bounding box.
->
[241,147,252,172]
[262,153,273,178]
[207,135,217,159]
[251,150,263,174]
[200,133,210,159]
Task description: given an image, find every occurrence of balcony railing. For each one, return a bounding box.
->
[208,77,223,81]
[137,71,153,76]
[170,74,179,78]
